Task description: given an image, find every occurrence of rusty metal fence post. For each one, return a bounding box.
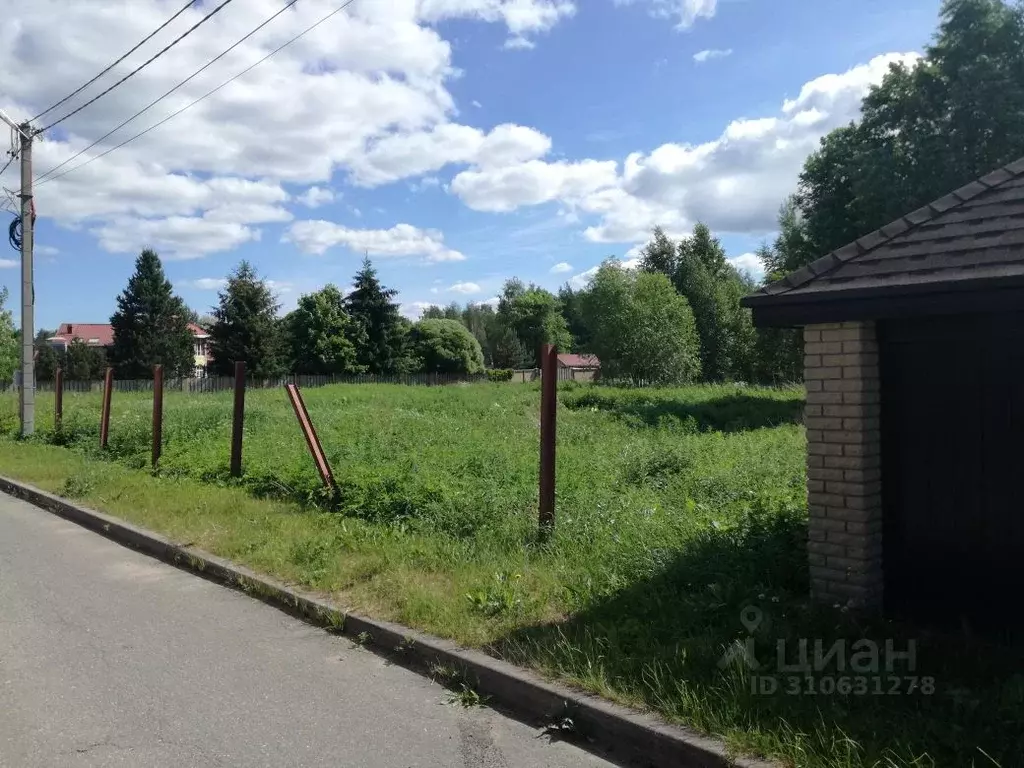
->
[99,367,114,449]
[152,365,164,467]
[54,367,63,431]
[539,343,558,533]
[230,361,246,477]
[285,383,336,491]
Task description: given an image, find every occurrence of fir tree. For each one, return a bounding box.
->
[208,261,285,378]
[344,258,407,374]
[490,326,532,369]
[109,250,194,378]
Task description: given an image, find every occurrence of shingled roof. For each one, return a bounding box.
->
[744,156,1024,325]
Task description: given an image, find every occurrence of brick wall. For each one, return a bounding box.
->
[804,321,883,609]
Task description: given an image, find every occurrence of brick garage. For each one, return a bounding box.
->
[744,157,1024,629]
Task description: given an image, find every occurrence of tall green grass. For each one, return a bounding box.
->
[0,382,1019,767]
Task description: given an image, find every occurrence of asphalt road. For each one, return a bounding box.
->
[0,493,616,768]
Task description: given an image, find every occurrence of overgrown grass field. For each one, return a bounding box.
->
[0,382,1020,767]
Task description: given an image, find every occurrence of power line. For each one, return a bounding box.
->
[31,0,201,123]
[38,0,238,133]
[37,0,358,188]
[0,151,16,178]
[37,0,304,183]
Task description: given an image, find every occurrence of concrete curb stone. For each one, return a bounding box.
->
[0,474,776,768]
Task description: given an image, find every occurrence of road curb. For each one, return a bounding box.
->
[0,475,774,768]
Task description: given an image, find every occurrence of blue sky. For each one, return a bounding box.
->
[2,0,942,330]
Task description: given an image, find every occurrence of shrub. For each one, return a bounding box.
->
[486,369,514,382]
[408,319,485,374]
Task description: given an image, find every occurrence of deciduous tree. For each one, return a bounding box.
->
[65,339,108,381]
[582,261,701,384]
[408,318,485,374]
[558,284,593,353]
[0,288,18,383]
[285,285,363,375]
[496,279,571,365]
[797,0,1024,260]
[34,343,60,382]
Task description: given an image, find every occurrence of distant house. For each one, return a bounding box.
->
[189,324,211,376]
[556,353,600,381]
[47,323,113,350]
[556,353,599,370]
[47,322,212,377]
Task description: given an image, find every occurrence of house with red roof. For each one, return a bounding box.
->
[48,323,212,377]
[556,353,600,381]
[556,353,599,370]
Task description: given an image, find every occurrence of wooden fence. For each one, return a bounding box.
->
[5,371,490,394]
[38,354,567,535]
[2,367,597,394]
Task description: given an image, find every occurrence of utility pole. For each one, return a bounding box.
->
[18,122,33,436]
[0,110,35,436]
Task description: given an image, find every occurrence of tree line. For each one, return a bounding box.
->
[31,249,491,382]
[425,222,799,385]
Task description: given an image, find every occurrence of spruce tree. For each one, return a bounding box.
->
[344,258,407,374]
[208,261,285,378]
[109,250,194,378]
[490,326,532,369]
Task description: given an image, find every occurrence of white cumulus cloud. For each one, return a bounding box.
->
[297,186,335,208]
[401,300,437,320]
[94,216,261,260]
[450,52,920,244]
[448,281,482,294]
[417,0,576,47]
[285,221,466,263]
[550,262,573,273]
[728,251,764,278]
[614,0,718,29]
[179,277,228,290]
[352,123,552,186]
[2,0,575,260]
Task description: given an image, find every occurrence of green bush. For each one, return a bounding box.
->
[486,368,514,382]
[408,319,485,374]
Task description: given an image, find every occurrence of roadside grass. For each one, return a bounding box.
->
[0,383,1020,767]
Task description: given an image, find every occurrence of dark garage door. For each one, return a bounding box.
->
[880,312,1024,630]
